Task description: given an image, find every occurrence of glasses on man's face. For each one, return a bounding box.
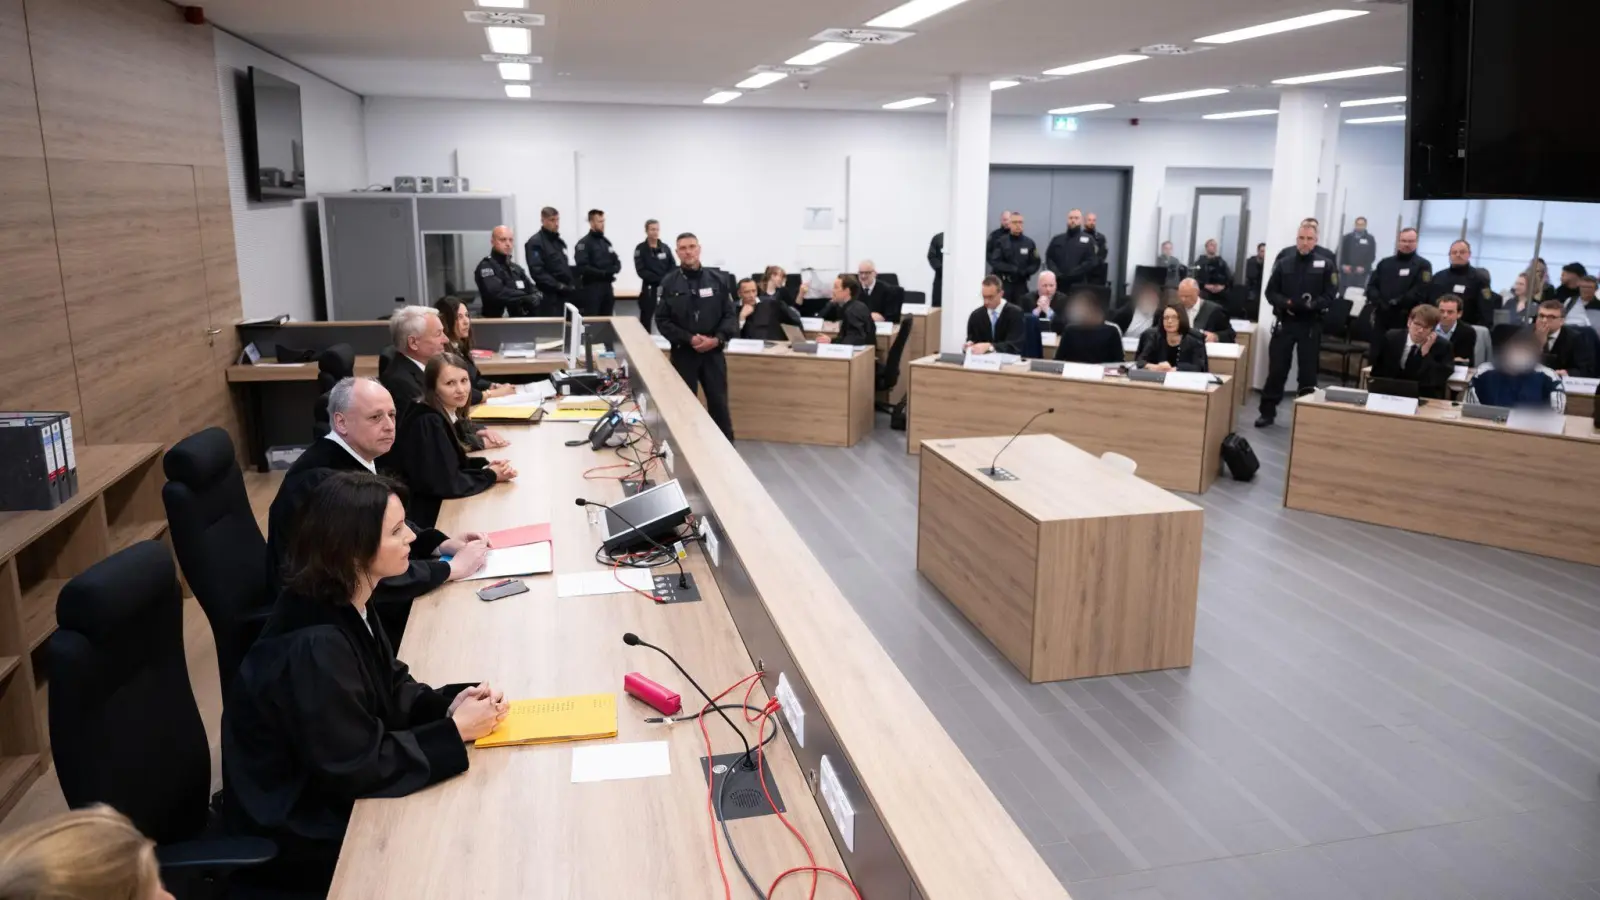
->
[857,271,872,277]
[1536,313,1563,322]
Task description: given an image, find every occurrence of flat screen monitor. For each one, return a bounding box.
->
[241,67,306,202]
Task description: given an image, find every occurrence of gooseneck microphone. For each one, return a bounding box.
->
[623,633,754,768]
[987,407,1055,476]
[575,497,688,588]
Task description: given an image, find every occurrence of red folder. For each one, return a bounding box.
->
[486,523,552,549]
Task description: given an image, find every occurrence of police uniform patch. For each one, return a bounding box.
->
[1421,269,1432,282]
[480,268,494,277]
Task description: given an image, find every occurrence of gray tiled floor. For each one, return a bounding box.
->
[737,400,1600,900]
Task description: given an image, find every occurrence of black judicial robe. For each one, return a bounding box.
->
[223,587,471,893]
[384,403,497,529]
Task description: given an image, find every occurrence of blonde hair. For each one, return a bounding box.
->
[0,806,162,900]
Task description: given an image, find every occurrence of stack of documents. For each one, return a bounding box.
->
[476,693,618,748]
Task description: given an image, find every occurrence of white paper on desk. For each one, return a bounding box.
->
[1505,408,1566,435]
[571,741,671,784]
[817,343,856,359]
[962,353,1004,371]
[652,335,671,350]
[486,383,555,406]
[1230,319,1252,331]
[1121,337,1140,353]
[874,321,895,336]
[1452,365,1471,383]
[800,317,826,331]
[900,303,930,316]
[726,338,766,354]
[1364,393,1419,416]
[992,353,1021,365]
[460,543,552,580]
[1164,371,1213,391]
[251,362,306,368]
[1561,375,1599,395]
[556,569,654,598]
[1207,342,1244,359]
[1060,362,1105,381]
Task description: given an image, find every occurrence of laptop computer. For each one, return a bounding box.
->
[781,323,808,344]
[1368,376,1420,398]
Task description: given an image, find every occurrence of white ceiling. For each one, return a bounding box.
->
[198,0,1410,120]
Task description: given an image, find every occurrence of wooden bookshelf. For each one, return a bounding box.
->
[0,443,164,819]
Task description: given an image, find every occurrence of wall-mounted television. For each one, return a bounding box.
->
[240,66,306,201]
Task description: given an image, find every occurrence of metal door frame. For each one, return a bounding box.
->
[1189,187,1251,273]
[989,163,1134,300]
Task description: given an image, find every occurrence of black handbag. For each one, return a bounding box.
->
[1220,433,1260,482]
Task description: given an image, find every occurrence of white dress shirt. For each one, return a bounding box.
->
[324,432,377,474]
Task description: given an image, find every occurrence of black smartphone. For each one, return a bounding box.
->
[476,579,529,602]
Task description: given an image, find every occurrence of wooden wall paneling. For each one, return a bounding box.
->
[192,165,246,452]
[26,0,224,166]
[0,159,80,418]
[0,0,44,159]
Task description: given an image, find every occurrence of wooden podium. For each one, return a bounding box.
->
[916,434,1202,683]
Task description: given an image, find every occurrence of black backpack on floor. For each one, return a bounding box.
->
[1220,433,1259,481]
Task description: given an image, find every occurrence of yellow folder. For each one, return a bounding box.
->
[545,407,603,421]
[474,692,618,749]
[558,396,613,411]
[469,405,542,422]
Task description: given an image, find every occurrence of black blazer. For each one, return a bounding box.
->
[1369,329,1455,398]
[1189,300,1236,343]
[739,296,803,341]
[861,281,905,324]
[1437,324,1477,363]
[379,354,426,410]
[823,298,876,346]
[223,586,470,892]
[1052,323,1124,365]
[384,403,498,528]
[965,303,1025,354]
[1135,331,1209,372]
[1540,325,1599,376]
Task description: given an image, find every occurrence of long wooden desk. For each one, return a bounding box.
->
[1356,365,1598,421]
[1040,333,1246,428]
[918,435,1201,682]
[333,318,1067,899]
[1285,393,1600,566]
[806,306,942,405]
[906,355,1233,493]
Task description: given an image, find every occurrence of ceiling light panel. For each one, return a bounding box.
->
[1195,9,1368,44]
[1048,103,1114,114]
[704,91,742,105]
[1346,114,1405,123]
[1340,95,1406,107]
[786,42,859,66]
[736,72,788,89]
[482,53,542,64]
[485,26,532,55]
[1203,109,1279,119]
[465,11,544,26]
[865,0,973,28]
[1273,65,1403,84]
[504,84,531,98]
[1140,88,1229,103]
[497,62,532,80]
[1042,54,1147,77]
[883,96,938,109]
[475,0,527,7]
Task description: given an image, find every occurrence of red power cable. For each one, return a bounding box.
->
[609,557,663,603]
[755,701,819,900]
[698,671,765,900]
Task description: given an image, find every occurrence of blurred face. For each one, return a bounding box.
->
[1161,306,1182,333]
[1000,211,1012,229]
[1009,215,1024,236]
[1533,261,1547,282]
[1581,280,1596,301]
[1068,209,1083,229]
[334,382,396,461]
[1503,338,1539,373]
[1355,217,1368,231]
[542,211,559,232]
[1397,230,1418,254]
[1069,298,1100,325]
[408,313,448,361]
[1085,213,1098,231]
[368,495,416,581]
[1037,272,1057,296]
[1535,306,1564,338]
[981,282,1001,309]
[491,227,514,255]
[857,261,876,288]
[738,281,758,306]
[646,222,660,241]
[453,304,471,339]
[1177,280,1200,308]
[1513,274,1528,297]
[1135,288,1159,313]
[1205,239,1218,256]
[676,236,700,268]
[1561,269,1578,288]
[832,278,849,304]
[1296,226,1317,254]
[1449,242,1470,266]
[1160,241,1172,255]
[1256,244,1266,259]
[767,269,786,292]
[1438,299,1461,329]
[434,363,473,411]
[589,213,605,233]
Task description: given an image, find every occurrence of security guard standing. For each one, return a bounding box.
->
[656,232,738,441]
[573,209,621,318]
[1431,239,1496,326]
[1364,227,1433,351]
[927,232,944,308]
[473,225,539,318]
[526,206,576,315]
[633,218,675,329]
[1045,209,1096,292]
[1191,238,1234,306]
[1257,222,1338,427]
[988,212,1040,306]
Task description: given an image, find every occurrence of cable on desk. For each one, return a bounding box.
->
[698,671,765,900]
[755,700,818,900]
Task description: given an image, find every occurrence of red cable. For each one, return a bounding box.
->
[766,867,863,900]
[755,702,819,900]
[610,558,662,603]
[697,672,764,900]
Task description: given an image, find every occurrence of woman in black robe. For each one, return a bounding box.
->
[223,472,509,896]
[385,352,516,528]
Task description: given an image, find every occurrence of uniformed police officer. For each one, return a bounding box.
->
[656,232,738,441]
[473,225,539,318]
[633,218,676,329]
[1338,216,1377,289]
[573,209,621,318]
[1191,238,1233,306]
[526,206,576,315]
[1257,222,1339,427]
[1365,227,1433,352]
[1045,209,1097,292]
[1431,239,1496,327]
[988,213,1040,306]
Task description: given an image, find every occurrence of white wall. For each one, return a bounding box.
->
[215,31,368,320]
[1160,166,1275,264]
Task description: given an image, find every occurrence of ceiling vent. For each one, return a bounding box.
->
[810,28,915,45]
[1135,43,1213,56]
[463,11,546,26]
[482,53,544,64]
[749,64,826,76]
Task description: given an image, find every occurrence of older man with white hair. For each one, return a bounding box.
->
[856,259,904,323]
[380,305,450,410]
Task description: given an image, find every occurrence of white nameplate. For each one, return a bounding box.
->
[817,343,856,359]
[1452,365,1470,382]
[652,335,671,350]
[1365,393,1419,416]
[962,353,1004,371]
[726,338,766,354]
[900,303,931,316]
[1207,342,1244,359]
[1561,375,1599,395]
[1505,408,1566,435]
[800,317,826,331]
[1060,362,1105,381]
[1121,337,1140,353]
[875,321,895,336]
[1164,371,1212,391]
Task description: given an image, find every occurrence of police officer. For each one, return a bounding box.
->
[1085,212,1110,284]
[1364,227,1433,353]
[988,212,1040,306]
[473,225,539,318]
[1338,216,1378,289]
[1256,222,1338,427]
[1431,239,1496,327]
[633,218,675,329]
[525,206,575,314]
[1045,209,1096,292]
[656,232,738,441]
[1191,238,1233,306]
[927,232,944,308]
[573,209,621,318]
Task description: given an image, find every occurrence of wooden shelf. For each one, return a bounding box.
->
[0,656,17,682]
[21,578,67,652]
[0,754,40,810]
[108,520,166,555]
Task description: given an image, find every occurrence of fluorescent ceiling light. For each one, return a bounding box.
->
[736,72,788,89]
[990,80,1020,91]
[1203,109,1279,119]
[1195,9,1368,44]
[703,90,742,105]
[1341,95,1406,108]
[485,26,531,55]
[1048,103,1114,114]
[865,0,973,28]
[497,62,532,81]
[504,84,531,99]
[1140,87,1229,103]
[1346,114,1405,124]
[475,0,527,7]
[786,42,858,66]
[1273,65,1402,85]
[883,96,938,110]
[1042,54,1146,77]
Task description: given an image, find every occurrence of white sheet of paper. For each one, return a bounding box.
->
[1505,408,1566,435]
[1365,393,1419,416]
[571,741,671,784]
[1207,342,1244,359]
[1164,371,1213,391]
[652,335,671,350]
[992,353,1021,365]
[1561,375,1599,396]
[962,353,1004,371]
[800,317,826,331]
[900,303,931,316]
[1121,337,1140,353]
[555,569,654,598]
[1451,365,1471,383]
[817,343,856,359]
[726,338,766,354]
[1060,362,1105,381]
[874,321,895,336]
[460,543,552,581]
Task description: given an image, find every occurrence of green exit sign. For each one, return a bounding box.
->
[1049,115,1079,132]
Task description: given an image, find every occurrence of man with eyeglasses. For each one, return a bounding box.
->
[856,259,904,324]
[1532,299,1598,377]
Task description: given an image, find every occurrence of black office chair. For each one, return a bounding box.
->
[161,428,272,703]
[903,289,926,307]
[377,345,396,377]
[1317,295,1366,386]
[879,272,900,287]
[311,344,353,437]
[875,318,914,429]
[49,541,275,898]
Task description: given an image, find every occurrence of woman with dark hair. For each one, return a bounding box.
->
[223,471,508,896]
[1135,302,1209,372]
[387,352,516,527]
[434,296,515,404]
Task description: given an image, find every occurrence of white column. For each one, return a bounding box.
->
[943,75,992,352]
[1254,89,1333,387]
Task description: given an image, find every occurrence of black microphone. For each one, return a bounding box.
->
[575,498,688,588]
[987,407,1055,476]
[623,632,755,768]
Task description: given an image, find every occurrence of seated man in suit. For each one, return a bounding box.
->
[1051,288,1124,364]
[1023,271,1064,325]
[381,305,450,409]
[817,274,876,346]
[1174,277,1236,343]
[964,275,1024,355]
[1464,331,1567,413]
[1369,303,1455,398]
[1533,298,1599,376]
[856,260,904,324]
[737,277,802,341]
[1434,295,1476,364]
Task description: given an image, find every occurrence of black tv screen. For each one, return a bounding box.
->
[241,67,306,201]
